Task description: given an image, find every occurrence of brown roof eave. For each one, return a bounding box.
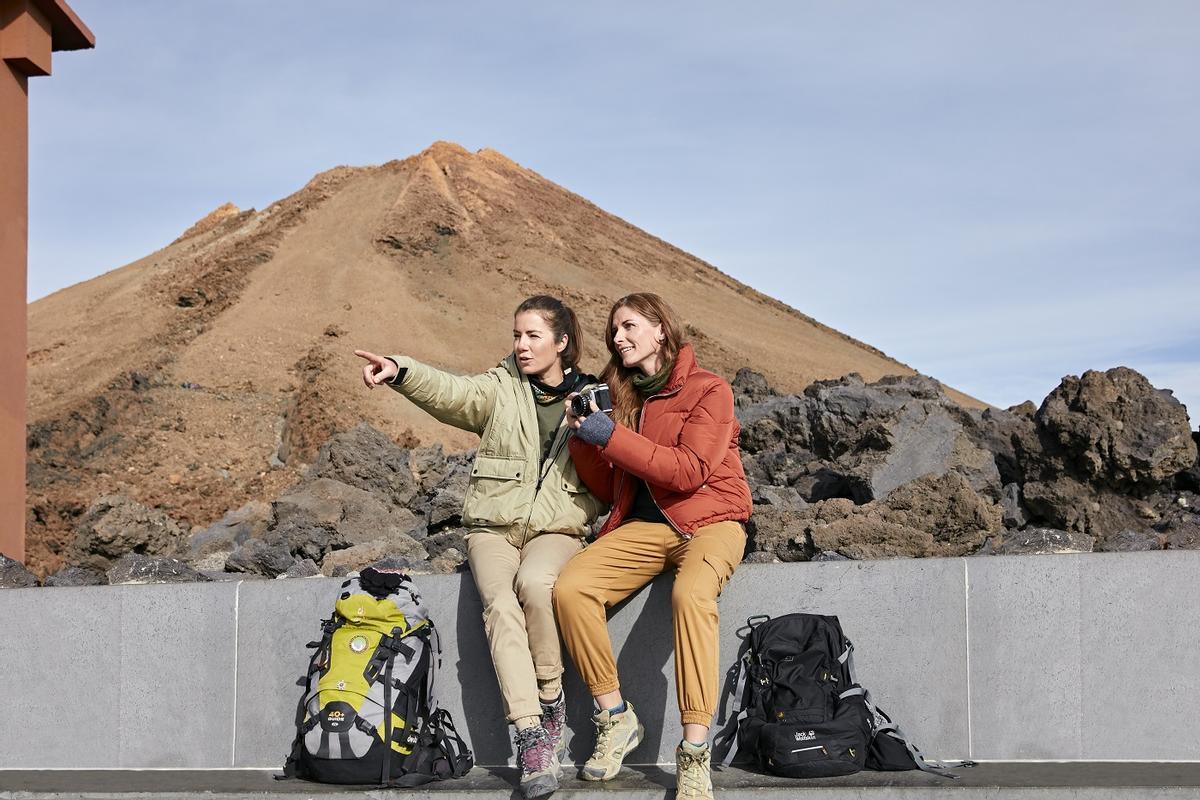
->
[31,0,95,51]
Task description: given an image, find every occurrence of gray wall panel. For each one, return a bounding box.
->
[117,583,238,767]
[1079,552,1200,759]
[967,555,1083,759]
[0,586,123,768]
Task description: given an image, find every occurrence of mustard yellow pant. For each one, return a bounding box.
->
[467,530,584,723]
[552,519,746,727]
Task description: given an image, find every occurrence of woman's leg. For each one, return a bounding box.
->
[466,530,541,725]
[552,521,672,699]
[667,520,747,737]
[513,533,584,698]
[553,521,674,780]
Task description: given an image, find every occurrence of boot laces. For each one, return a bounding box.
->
[677,749,711,796]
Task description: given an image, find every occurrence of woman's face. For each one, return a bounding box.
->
[611,305,665,375]
[513,311,566,379]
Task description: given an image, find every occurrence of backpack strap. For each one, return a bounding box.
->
[867,702,976,777]
[277,618,336,781]
[713,616,766,767]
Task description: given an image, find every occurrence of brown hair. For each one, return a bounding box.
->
[600,293,686,428]
[514,295,583,369]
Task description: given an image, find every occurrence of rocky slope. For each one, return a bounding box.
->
[24,142,981,577]
[6,364,1194,588]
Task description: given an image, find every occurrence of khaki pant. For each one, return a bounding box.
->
[466,529,584,722]
[552,520,746,728]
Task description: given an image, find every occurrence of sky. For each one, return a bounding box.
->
[27,1,1200,423]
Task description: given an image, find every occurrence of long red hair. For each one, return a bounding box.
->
[600,293,687,428]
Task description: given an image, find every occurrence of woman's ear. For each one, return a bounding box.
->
[556,335,569,354]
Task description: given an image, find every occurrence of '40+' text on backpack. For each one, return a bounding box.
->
[712,613,973,779]
[281,567,473,787]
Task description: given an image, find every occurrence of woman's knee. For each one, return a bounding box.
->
[514,571,554,608]
[551,567,590,615]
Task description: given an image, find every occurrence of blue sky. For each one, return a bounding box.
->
[28,1,1200,422]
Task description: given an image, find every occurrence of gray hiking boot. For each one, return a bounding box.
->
[540,692,567,760]
[581,702,643,781]
[515,724,559,798]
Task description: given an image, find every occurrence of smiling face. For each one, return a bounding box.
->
[611,305,666,376]
[513,310,567,382]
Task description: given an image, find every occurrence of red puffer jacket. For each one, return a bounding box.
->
[568,343,752,537]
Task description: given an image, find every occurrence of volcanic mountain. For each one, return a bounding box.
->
[25,141,981,575]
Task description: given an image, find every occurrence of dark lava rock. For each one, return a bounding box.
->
[279,558,321,578]
[72,495,187,571]
[0,554,39,588]
[423,527,469,560]
[308,423,420,506]
[1163,521,1200,550]
[752,484,808,510]
[107,554,212,584]
[732,368,776,406]
[1033,367,1196,492]
[1000,483,1028,528]
[188,501,274,560]
[225,539,297,577]
[263,519,345,563]
[1097,529,1162,553]
[812,551,851,562]
[44,566,107,587]
[423,454,473,530]
[994,527,1095,555]
[274,477,423,547]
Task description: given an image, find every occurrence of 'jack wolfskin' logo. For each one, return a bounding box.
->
[793,730,816,742]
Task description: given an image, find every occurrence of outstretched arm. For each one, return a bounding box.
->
[355,349,498,434]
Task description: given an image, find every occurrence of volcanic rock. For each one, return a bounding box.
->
[308,423,420,507]
[225,539,297,577]
[1032,368,1196,491]
[1097,529,1162,553]
[274,477,423,546]
[187,500,274,560]
[1000,483,1028,528]
[994,528,1095,555]
[44,566,107,587]
[72,495,187,571]
[0,555,39,588]
[107,554,211,584]
[320,531,431,576]
[278,558,322,578]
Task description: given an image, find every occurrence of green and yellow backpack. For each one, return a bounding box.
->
[282,567,473,786]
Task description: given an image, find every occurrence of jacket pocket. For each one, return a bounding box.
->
[464,456,525,526]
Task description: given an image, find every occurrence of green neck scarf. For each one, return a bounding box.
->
[632,360,673,397]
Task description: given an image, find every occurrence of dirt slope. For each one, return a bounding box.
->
[25,141,982,575]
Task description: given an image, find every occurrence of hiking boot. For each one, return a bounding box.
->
[675,740,714,800]
[514,724,559,799]
[540,693,567,760]
[581,702,643,781]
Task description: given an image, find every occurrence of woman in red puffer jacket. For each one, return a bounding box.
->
[553,292,751,800]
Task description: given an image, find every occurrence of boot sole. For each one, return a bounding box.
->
[580,723,645,782]
[521,771,560,799]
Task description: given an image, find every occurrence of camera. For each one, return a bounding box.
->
[571,384,612,417]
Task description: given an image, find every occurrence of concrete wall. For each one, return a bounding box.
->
[1,552,1197,769]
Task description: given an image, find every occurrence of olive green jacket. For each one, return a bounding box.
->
[387,354,607,547]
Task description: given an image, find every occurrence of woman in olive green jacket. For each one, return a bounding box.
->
[355,296,605,799]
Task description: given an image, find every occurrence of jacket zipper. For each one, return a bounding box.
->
[634,384,689,538]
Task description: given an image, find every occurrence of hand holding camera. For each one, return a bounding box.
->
[565,383,612,429]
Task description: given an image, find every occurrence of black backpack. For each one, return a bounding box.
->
[280,568,474,787]
[713,614,973,779]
